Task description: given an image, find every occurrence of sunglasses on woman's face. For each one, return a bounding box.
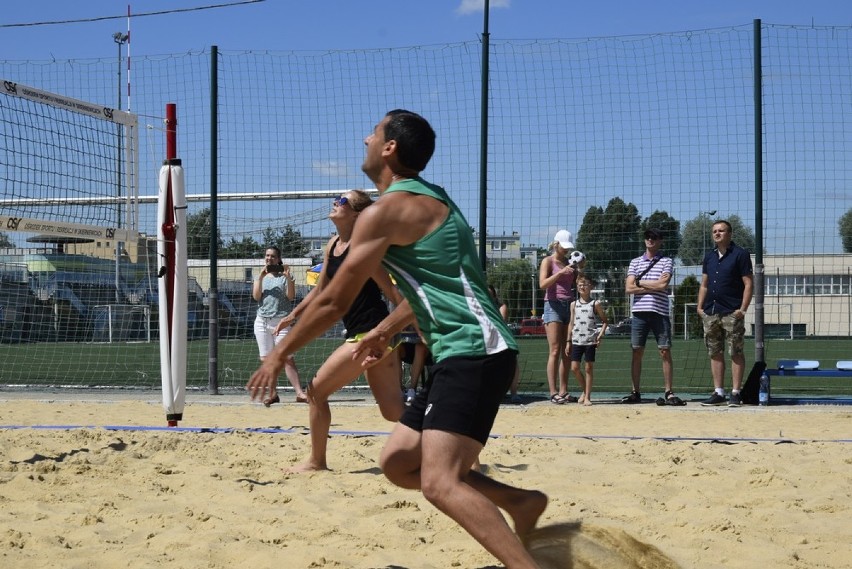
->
[333,195,350,208]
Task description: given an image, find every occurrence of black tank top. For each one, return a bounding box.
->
[326,236,390,337]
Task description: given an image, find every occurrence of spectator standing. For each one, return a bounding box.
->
[252,246,306,405]
[622,228,685,406]
[698,220,754,407]
[565,274,608,405]
[538,230,579,404]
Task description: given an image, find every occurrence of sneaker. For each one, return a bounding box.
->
[405,388,416,404]
[728,392,742,407]
[510,394,523,405]
[701,393,727,406]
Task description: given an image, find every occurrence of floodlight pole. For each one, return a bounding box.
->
[478,0,490,272]
[702,210,717,258]
[114,32,129,303]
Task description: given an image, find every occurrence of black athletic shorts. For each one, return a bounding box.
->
[400,349,517,446]
[570,343,597,363]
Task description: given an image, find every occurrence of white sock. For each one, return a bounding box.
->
[715,388,725,396]
[731,389,740,395]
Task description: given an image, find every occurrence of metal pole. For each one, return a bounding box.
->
[702,210,716,259]
[113,32,128,303]
[754,19,765,363]
[208,46,220,395]
[478,0,490,272]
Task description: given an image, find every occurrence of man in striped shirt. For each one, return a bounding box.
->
[621,228,684,406]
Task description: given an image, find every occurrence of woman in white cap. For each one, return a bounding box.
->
[539,229,580,403]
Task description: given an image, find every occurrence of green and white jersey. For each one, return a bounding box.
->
[382,177,517,361]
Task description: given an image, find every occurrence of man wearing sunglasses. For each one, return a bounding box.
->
[248,110,546,568]
[622,228,684,406]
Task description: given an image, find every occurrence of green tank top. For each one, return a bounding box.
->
[382,177,517,361]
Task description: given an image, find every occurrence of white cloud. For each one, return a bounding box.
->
[312,160,350,177]
[456,0,510,16]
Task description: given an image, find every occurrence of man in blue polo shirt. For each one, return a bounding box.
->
[697,220,754,407]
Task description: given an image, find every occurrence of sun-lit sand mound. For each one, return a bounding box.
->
[525,522,680,569]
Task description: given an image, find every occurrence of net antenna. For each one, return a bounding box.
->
[0,78,139,244]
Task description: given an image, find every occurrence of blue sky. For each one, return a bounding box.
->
[2,1,851,257]
[2,0,850,60]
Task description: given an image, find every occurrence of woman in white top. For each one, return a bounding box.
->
[252,246,307,405]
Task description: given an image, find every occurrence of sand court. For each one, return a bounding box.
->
[0,395,850,568]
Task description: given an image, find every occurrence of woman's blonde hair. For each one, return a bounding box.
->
[346,189,373,212]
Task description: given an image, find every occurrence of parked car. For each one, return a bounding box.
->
[519,317,546,336]
[606,317,632,336]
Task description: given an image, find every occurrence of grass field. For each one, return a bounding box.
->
[1,336,851,397]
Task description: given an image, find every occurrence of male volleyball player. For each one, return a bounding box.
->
[248,110,547,568]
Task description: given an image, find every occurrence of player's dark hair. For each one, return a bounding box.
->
[384,109,436,172]
[265,246,281,259]
[713,219,733,233]
[577,274,595,287]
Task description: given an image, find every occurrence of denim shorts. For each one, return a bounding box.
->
[543,299,572,325]
[630,311,672,349]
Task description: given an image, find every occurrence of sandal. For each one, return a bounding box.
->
[621,391,641,404]
[664,391,686,406]
[263,394,280,407]
[560,393,579,403]
[550,394,566,405]
[296,393,309,403]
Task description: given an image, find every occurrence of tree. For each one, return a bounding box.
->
[0,231,15,248]
[186,208,223,259]
[575,197,642,277]
[221,235,262,259]
[640,211,681,260]
[575,198,642,323]
[487,259,538,321]
[678,214,757,265]
[261,225,309,258]
[839,209,852,252]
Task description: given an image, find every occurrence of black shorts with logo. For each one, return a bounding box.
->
[400,349,516,446]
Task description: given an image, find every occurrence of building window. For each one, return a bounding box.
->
[767,274,851,296]
[491,240,507,251]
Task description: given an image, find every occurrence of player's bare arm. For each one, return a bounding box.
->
[352,299,416,367]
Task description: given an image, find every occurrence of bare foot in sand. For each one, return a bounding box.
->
[577,394,585,404]
[508,490,549,538]
[582,398,592,407]
[283,461,329,474]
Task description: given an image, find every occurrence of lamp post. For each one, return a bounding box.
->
[113,32,129,303]
[702,210,717,261]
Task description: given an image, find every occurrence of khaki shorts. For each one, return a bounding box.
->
[702,313,745,357]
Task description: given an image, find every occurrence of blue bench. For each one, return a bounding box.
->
[765,360,852,379]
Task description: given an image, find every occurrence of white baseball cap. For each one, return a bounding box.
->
[553,230,574,249]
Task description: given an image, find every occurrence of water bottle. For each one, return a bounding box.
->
[758,372,770,406]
